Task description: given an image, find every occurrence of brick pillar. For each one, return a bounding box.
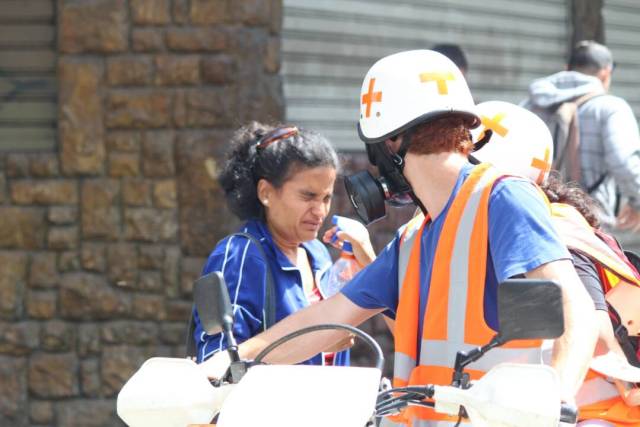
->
[0,0,284,425]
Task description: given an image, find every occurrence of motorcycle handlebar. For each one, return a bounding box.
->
[376,386,579,425]
[559,402,578,424]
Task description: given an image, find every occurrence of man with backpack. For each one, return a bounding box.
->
[522,40,640,231]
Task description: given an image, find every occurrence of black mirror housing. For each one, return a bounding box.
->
[193,271,234,336]
[497,279,564,342]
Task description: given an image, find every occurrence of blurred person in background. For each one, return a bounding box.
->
[522,40,640,232]
[432,43,468,78]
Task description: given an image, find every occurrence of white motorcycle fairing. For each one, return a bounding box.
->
[433,363,561,427]
[117,357,233,427]
[216,364,381,427]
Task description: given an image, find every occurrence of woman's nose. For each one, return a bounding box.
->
[311,200,327,217]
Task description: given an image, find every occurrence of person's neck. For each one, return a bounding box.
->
[404,151,468,221]
[267,222,301,264]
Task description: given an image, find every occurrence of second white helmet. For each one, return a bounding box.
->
[471,101,554,185]
[358,49,479,143]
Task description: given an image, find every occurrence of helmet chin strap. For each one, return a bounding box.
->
[472,129,493,152]
[396,127,415,161]
[391,128,428,215]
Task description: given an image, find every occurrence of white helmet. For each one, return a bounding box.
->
[471,101,553,185]
[358,50,479,143]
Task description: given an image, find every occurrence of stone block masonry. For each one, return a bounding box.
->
[0,0,284,425]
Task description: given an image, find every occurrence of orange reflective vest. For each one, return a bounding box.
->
[549,203,640,291]
[392,164,543,426]
[577,370,640,426]
[550,203,640,426]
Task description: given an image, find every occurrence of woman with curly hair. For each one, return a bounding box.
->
[192,122,375,366]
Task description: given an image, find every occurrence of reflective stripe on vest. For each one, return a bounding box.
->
[398,213,428,299]
[550,203,640,288]
[392,164,542,424]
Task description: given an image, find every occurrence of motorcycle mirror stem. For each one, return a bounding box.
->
[451,334,505,388]
[193,272,249,383]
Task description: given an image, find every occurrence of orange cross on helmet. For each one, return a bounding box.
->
[361,78,382,118]
[480,113,509,137]
[530,147,552,184]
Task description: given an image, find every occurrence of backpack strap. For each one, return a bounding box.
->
[552,91,605,188]
[230,232,277,331]
[185,231,277,357]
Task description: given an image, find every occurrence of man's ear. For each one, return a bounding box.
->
[596,67,612,89]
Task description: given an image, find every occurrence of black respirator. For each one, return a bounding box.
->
[344,134,420,225]
[344,128,492,225]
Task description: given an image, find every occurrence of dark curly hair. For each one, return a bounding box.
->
[541,171,600,228]
[218,122,340,220]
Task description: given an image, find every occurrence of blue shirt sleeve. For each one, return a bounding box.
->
[488,178,571,282]
[340,235,400,318]
[195,237,268,362]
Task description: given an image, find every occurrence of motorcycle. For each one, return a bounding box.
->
[117,273,578,427]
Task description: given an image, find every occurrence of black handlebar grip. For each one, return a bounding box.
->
[559,402,578,424]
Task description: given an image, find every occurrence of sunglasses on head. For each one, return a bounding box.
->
[256,126,299,151]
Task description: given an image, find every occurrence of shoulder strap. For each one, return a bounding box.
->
[185,231,277,357]
[553,91,606,186]
[229,232,277,331]
[575,91,605,107]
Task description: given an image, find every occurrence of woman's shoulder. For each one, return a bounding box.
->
[204,223,271,271]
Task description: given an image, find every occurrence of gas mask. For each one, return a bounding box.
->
[344,135,419,225]
[345,127,488,225]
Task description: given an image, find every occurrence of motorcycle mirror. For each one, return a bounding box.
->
[193,271,234,336]
[497,279,564,342]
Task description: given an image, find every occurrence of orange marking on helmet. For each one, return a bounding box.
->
[531,147,551,184]
[419,72,455,94]
[479,113,508,138]
[361,78,382,118]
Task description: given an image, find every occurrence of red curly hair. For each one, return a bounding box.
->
[407,116,474,156]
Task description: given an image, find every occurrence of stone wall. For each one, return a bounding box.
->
[0,0,283,425]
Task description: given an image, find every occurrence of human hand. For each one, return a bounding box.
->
[197,350,231,379]
[616,204,640,232]
[322,225,376,267]
[626,387,640,406]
